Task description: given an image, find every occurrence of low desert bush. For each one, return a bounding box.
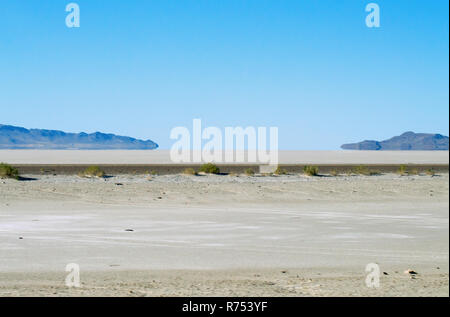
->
[352,165,378,176]
[425,168,436,176]
[0,163,19,180]
[244,168,255,176]
[397,165,408,176]
[199,163,220,174]
[183,168,197,175]
[303,166,319,176]
[274,166,288,175]
[79,166,105,178]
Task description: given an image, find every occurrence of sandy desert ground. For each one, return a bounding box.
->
[0,170,448,297]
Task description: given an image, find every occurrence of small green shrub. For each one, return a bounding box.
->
[79,166,105,178]
[353,165,381,176]
[274,166,288,175]
[183,168,197,175]
[409,168,419,175]
[199,163,220,174]
[425,168,436,176]
[0,163,19,180]
[397,165,408,175]
[303,166,319,176]
[244,168,255,176]
[353,165,370,176]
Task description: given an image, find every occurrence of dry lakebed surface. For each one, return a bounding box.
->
[0,169,448,297]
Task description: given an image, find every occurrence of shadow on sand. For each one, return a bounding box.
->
[17,176,39,181]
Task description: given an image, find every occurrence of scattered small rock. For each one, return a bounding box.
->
[383,272,389,275]
[404,269,418,275]
[125,229,134,232]
[115,183,123,186]
[18,237,23,240]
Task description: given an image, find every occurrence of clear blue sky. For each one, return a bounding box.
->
[0,0,448,149]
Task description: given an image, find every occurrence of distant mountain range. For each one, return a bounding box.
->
[341,132,449,151]
[0,124,158,150]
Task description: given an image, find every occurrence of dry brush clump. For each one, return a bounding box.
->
[183,168,197,176]
[274,166,288,175]
[352,165,380,176]
[397,165,408,176]
[303,166,319,176]
[0,163,19,180]
[244,168,255,176]
[397,165,422,176]
[199,163,220,174]
[79,166,105,178]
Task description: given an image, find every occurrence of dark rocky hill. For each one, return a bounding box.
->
[341,132,449,150]
[0,124,158,150]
